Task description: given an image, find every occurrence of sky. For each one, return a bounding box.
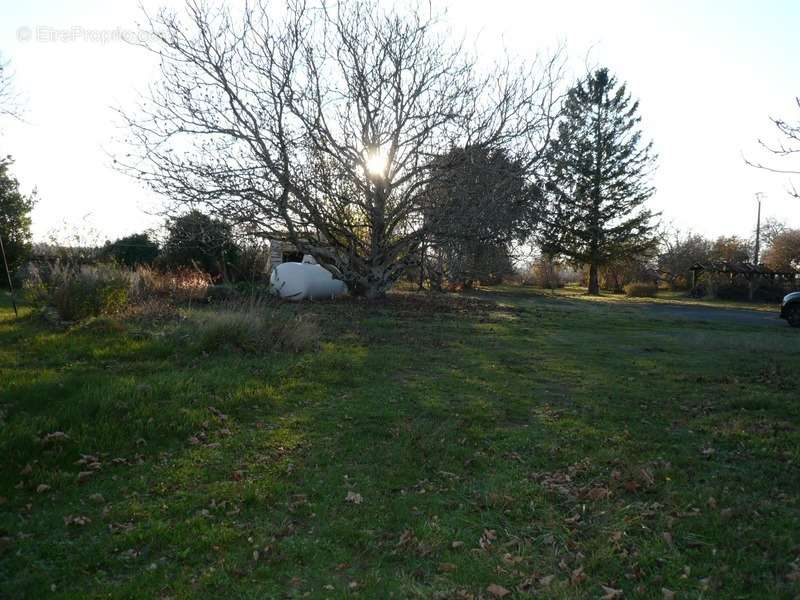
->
[0,0,798,244]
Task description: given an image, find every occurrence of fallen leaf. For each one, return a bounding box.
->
[438,562,457,573]
[88,493,105,504]
[76,471,94,484]
[64,515,91,526]
[600,585,623,599]
[451,540,465,549]
[36,484,51,494]
[662,532,673,545]
[397,529,415,547]
[639,468,655,486]
[662,588,675,599]
[479,529,497,549]
[502,553,523,566]
[585,486,611,501]
[539,575,555,587]
[624,480,640,493]
[345,491,363,504]
[43,432,69,444]
[571,566,587,585]
[486,583,510,598]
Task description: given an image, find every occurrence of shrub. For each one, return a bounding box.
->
[531,258,563,289]
[624,281,658,298]
[101,232,159,267]
[714,281,749,301]
[131,266,211,304]
[753,281,790,303]
[188,302,318,354]
[25,263,132,321]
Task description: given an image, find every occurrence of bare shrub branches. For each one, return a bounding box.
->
[747,97,800,199]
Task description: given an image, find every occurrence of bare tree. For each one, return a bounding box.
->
[747,98,800,199]
[115,0,563,298]
[657,227,711,289]
[0,54,23,123]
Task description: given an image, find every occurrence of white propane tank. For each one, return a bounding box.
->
[270,259,347,301]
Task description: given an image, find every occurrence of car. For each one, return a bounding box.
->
[780,291,800,327]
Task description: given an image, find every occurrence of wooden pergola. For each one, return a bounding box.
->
[689,260,799,298]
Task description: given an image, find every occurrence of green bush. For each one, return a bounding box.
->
[623,281,658,298]
[24,263,132,321]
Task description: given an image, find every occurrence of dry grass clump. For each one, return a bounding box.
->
[189,301,319,354]
[624,281,659,298]
[131,266,211,303]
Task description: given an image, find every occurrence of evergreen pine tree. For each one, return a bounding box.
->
[541,68,657,295]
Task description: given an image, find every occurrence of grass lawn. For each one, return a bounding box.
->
[1,287,799,599]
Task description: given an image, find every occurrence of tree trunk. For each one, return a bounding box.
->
[364,280,387,300]
[587,262,600,295]
[418,241,426,291]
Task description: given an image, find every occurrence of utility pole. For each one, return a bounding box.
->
[753,192,763,265]
[0,232,18,318]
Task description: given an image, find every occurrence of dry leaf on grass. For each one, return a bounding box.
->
[502,553,523,566]
[486,583,510,598]
[571,566,587,584]
[345,491,363,504]
[479,529,497,549]
[600,585,623,599]
[64,515,91,526]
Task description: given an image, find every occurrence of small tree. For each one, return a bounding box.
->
[423,145,538,288]
[0,157,35,283]
[101,232,160,267]
[540,68,657,295]
[162,211,239,279]
[763,229,800,272]
[658,229,712,289]
[709,235,751,263]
